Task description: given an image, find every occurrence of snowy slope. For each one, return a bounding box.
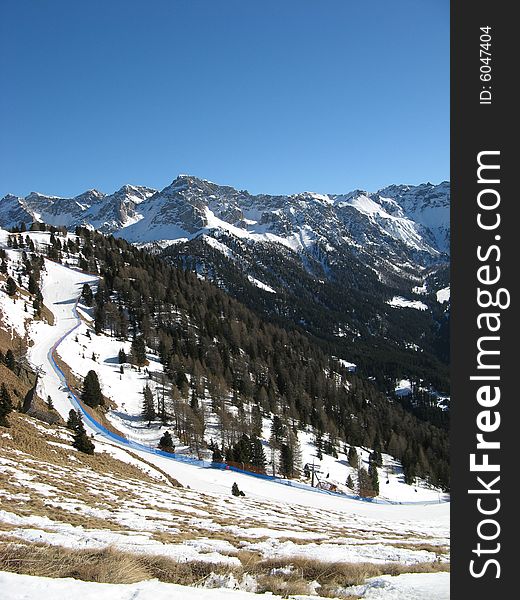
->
[0,571,450,600]
[2,231,447,507]
[27,261,98,418]
[0,230,450,598]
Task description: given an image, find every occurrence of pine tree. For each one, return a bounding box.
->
[357,466,376,498]
[368,461,380,495]
[131,336,147,366]
[142,385,156,424]
[249,436,267,472]
[28,274,38,295]
[69,410,95,454]
[5,349,15,371]
[118,348,127,364]
[158,430,175,452]
[370,434,383,467]
[232,434,251,464]
[212,445,224,463]
[0,383,14,427]
[94,305,105,334]
[5,276,17,297]
[82,370,103,408]
[348,446,359,468]
[250,404,263,437]
[67,409,81,430]
[279,443,295,478]
[270,415,285,448]
[81,283,94,306]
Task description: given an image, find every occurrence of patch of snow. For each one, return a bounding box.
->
[436,287,450,304]
[387,296,428,311]
[343,572,449,600]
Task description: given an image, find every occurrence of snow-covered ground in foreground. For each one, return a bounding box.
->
[344,572,449,599]
[0,571,260,600]
[0,570,450,600]
[0,411,449,568]
[386,296,428,311]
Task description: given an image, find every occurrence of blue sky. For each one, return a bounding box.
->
[0,0,449,198]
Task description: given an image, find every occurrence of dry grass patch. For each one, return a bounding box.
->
[0,542,151,584]
[239,555,449,597]
[0,539,448,597]
[0,363,32,411]
[0,541,241,586]
[117,446,182,488]
[0,414,167,487]
[390,542,449,556]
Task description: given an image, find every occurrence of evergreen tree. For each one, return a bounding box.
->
[5,349,15,371]
[370,434,383,467]
[118,348,127,364]
[211,444,224,463]
[279,443,295,478]
[67,409,81,430]
[232,434,251,464]
[131,336,147,366]
[81,370,104,408]
[250,404,263,437]
[94,305,105,334]
[0,383,14,427]
[5,276,17,297]
[28,274,38,295]
[249,436,266,471]
[368,461,380,495]
[158,430,175,452]
[270,415,285,448]
[81,283,94,306]
[357,466,376,498]
[348,446,359,468]
[68,410,95,454]
[142,384,156,424]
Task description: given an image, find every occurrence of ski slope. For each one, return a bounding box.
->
[28,261,98,418]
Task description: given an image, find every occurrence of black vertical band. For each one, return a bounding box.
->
[451,1,515,596]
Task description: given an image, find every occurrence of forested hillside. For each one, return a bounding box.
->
[4,225,449,490]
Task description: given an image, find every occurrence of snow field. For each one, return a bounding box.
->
[0,570,450,600]
[386,296,428,311]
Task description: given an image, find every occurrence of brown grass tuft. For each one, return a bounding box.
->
[0,543,151,584]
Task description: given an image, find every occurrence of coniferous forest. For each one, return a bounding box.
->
[60,227,450,490]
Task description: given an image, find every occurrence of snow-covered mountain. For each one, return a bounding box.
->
[0,184,155,233]
[0,176,449,275]
[0,177,450,385]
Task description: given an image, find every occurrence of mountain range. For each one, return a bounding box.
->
[0,175,449,266]
[0,176,450,391]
